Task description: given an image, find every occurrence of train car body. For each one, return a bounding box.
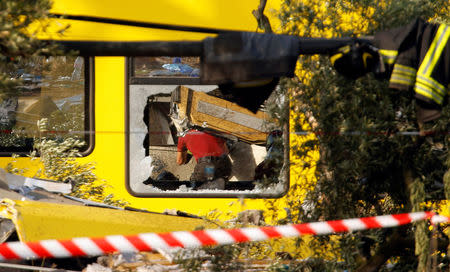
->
[0,0,312,223]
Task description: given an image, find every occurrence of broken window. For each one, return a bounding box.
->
[127,57,288,197]
[0,56,92,155]
[145,95,178,147]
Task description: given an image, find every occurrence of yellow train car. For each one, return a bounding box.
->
[0,0,310,223]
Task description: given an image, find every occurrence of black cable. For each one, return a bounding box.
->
[50,13,240,34]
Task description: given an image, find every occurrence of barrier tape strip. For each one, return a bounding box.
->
[0,211,448,261]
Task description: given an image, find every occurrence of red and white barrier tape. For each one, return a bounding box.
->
[0,211,448,261]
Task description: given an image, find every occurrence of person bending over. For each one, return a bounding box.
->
[177,129,231,188]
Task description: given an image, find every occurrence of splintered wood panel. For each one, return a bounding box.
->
[178,86,269,144]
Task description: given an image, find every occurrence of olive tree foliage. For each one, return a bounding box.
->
[0,0,66,93]
[278,0,449,271]
[0,0,65,146]
[1,1,126,206]
[17,118,127,206]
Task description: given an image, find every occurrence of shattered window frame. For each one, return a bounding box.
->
[126,57,289,198]
[0,56,94,157]
[145,96,179,147]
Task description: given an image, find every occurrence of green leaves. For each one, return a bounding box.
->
[0,0,64,97]
[281,0,450,269]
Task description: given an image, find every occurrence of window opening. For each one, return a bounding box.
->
[0,56,90,155]
[128,57,287,197]
[134,57,200,78]
[144,95,178,148]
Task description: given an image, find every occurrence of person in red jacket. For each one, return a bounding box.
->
[177,129,232,186]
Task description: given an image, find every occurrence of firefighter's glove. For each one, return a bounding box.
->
[330,42,379,79]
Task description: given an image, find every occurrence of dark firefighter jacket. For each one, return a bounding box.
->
[332,19,450,123]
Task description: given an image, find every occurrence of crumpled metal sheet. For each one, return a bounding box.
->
[0,218,15,243]
[0,169,211,243]
[0,198,212,242]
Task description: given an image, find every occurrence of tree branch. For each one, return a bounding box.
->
[252,0,273,33]
[356,230,448,272]
[355,231,403,272]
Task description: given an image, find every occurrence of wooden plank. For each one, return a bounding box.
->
[177,86,270,144]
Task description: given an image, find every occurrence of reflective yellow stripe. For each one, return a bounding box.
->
[382,57,395,65]
[416,75,446,96]
[330,45,351,65]
[330,53,343,66]
[390,73,415,85]
[391,73,415,82]
[392,64,417,75]
[415,88,443,104]
[418,24,450,76]
[340,45,351,54]
[415,83,444,104]
[379,49,397,65]
[414,23,449,105]
[390,64,416,86]
[362,52,373,68]
[379,49,397,57]
[383,58,395,65]
[390,76,414,86]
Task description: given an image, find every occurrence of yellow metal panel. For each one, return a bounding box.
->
[35,20,211,41]
[0,0,290,226]
[50,0,271,31]
[78,57,126,198]
[34,0,282,41]
[0,199,213,242]
[86,57,281,221]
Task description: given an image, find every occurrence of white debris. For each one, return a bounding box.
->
[84,263,112,272]
[137,264,179,272]
[137,156,153,181]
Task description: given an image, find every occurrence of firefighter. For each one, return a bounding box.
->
[330,18,450,124]
[176,129,232,189]
[374,18,450,123]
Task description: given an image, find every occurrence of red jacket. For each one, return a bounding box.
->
[177,130,227,160]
